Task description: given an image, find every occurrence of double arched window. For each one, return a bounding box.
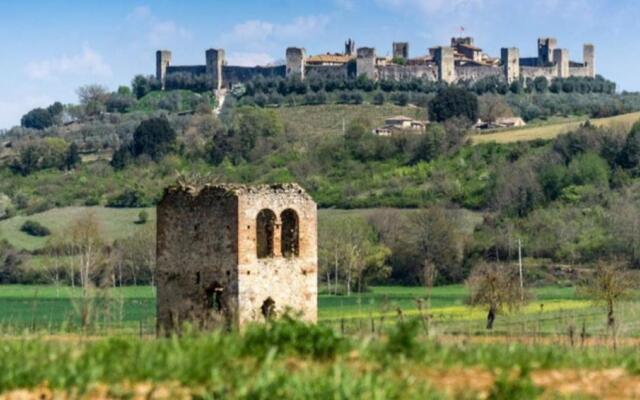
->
[256,209,277,258]
[256,208,300,259]
[280,209,299,258]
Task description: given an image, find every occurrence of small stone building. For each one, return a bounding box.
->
[156,183,317,333]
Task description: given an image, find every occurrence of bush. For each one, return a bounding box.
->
[20,108,54,130]
[428,87,479,122]
[242,315,347,360]
[106,188,152,208]
[132,75,162,99]
[20,220,51,237]
[392,92,409,106]
[372,91,385,105]
[137,210,148,224]
[385,319,423,358]
[132,117,177,161]
[10,138,71,175]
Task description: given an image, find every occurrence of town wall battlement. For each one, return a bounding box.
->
[154,36,596,90]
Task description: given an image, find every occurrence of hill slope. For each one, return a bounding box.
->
[471,111,640,144]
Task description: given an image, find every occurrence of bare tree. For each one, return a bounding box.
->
[412,207,464,283]
[478,95,514,123]
[113,224,156,287]
[318,215,390,296]
[66,211,108,329]
[43,235,68,297]
[467,263,526,330]
[76,84,109,106]
[580,261,637,330]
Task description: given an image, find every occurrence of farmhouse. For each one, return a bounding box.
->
[156,183,318,333]
[474,116,527,130]
[373,115,428,136]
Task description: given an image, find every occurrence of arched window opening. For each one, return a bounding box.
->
[256,209,276,259]
[206,282,224,312]
[280,209,300,258]
[261,297,276,320]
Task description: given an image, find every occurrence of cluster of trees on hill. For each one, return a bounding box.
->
[5,70,640,289]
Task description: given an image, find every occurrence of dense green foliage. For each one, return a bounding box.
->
[428,87,479,122]
[20,102,63,130]
[1,317,640,397]
[19,220,50,237]
[132,117,176,160]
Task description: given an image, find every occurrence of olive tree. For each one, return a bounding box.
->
[580,261,637,330]
[466,263,526,330]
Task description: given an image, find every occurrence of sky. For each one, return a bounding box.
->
[1,0,639,129]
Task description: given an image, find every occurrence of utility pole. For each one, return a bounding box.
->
[518,238,524,302]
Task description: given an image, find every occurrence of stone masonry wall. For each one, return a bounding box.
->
[222,65,286,87]
[156,186,240,334]
[377,64,438,81]
[454,65,502,82]
[520,66,557,80]
[156,184,317,333]
[235,187,317,325]
[568,66,590,78]
[166,65,207,75]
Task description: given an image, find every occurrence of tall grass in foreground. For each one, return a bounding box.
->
[2,317,640,398]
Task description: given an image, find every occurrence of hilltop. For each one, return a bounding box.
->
[2,72,640,288]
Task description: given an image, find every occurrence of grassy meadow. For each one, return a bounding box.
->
[471,110,640,144]
[274,103,423,136]
[0,206,155,251]
[0,206,482,253]
[0,283,631,338]
[2,312,640,398]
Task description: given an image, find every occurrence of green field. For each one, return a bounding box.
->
[0,284,626,338]
[0,286,637,398]
[0,206,155,251]
[274,103,424,136]
[1,311,640,398]
[0,207,482,253]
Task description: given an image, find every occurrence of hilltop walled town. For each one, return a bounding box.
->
[155,36,595,90]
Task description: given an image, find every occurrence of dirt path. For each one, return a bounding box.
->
[213,89,227,116]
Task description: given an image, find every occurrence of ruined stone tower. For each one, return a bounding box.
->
[583,43,595,78]
[156,50,172,89]
[537,37,557,65]
[156,183,318,333]
[345,38,355,56]
[286,47,307,79]
[434,46,455,83]
[205,48,225,90]
[501,47,520,84]
[356,47,377,80]
[553,48,569,78]
[392,42,409,60]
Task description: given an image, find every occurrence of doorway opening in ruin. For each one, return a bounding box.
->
[206,282,224,312]
[280,209,300,258]
[256,209,276,258]
[261,297,276,320]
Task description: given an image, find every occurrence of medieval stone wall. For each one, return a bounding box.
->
[377,64,438,81]
[166,65,207,75]
[520,66,557,80]
[454,65,502,82]
[568,66,590,77]
[305,65,349,79]
[222,65,286,87]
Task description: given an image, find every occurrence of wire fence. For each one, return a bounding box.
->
[0,288,640,341]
